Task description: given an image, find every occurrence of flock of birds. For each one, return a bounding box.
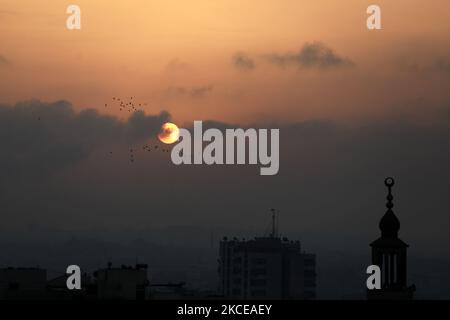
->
[35,96,172,164]
[108,143,170,163]
[142,144,170,153]
[104,96,171,163]
[110,142,172,164]
[105,96,148,113]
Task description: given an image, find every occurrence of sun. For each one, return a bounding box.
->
[158,122,180,144]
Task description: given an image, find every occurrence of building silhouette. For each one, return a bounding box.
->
[367,177,415,300]
[94,262,149,300]
[0,267,47,300]
[219,210,316,299]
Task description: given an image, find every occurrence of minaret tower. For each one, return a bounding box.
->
[367,177,415,300]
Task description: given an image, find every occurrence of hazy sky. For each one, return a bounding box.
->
[1,0,450,124]
[1,3,450,297]
[1,2,450,302]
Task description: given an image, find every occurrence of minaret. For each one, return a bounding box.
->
[367,177,415,300]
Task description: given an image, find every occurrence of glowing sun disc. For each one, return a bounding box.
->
[158,122,180,144]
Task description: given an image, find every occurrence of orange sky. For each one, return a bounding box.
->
[1,0,450,124]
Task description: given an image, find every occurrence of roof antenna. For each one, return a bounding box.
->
[270,208,278,238]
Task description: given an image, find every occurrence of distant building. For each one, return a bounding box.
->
[219,211,316,300]
[367,177,415,300]
[0,267,47,300]
[94,263,149,300]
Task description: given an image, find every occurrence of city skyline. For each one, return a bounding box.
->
[1,1,450,300]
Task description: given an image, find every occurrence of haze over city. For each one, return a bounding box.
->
[1,0,450,299]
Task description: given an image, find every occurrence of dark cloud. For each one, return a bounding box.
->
[2,99,450,299]
[398,60,421,73]
[398,56,450,74]
[266,42,354,69]
[0,100,169,184]
[2,100,450,248]
[232,52,256,70]
[165,85,213,98]
[0,54,10,66]
[432,58,450,73]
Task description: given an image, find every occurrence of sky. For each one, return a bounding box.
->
[1,0,450,124]
[1,0,450,297]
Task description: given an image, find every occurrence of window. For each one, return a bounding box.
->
[250,279,267,286]
[250,268,267,276]
[232,267,241,274]
[304,279,316,287]
[304,270,315,277]
[252,258,267,265]
[304,259,315,267]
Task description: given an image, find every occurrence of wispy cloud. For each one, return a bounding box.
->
[266,42,354,69]
[398,56,450,74]
[165,85,213,98]
[165,58,189,72]
[232,52,256,71]
[0,54,10,66]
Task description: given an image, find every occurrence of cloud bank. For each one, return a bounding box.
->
[0,100,169,184]
[266,42,354,69]
[1,100,450,263]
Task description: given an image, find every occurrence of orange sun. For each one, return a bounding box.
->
[158,122,180,144]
